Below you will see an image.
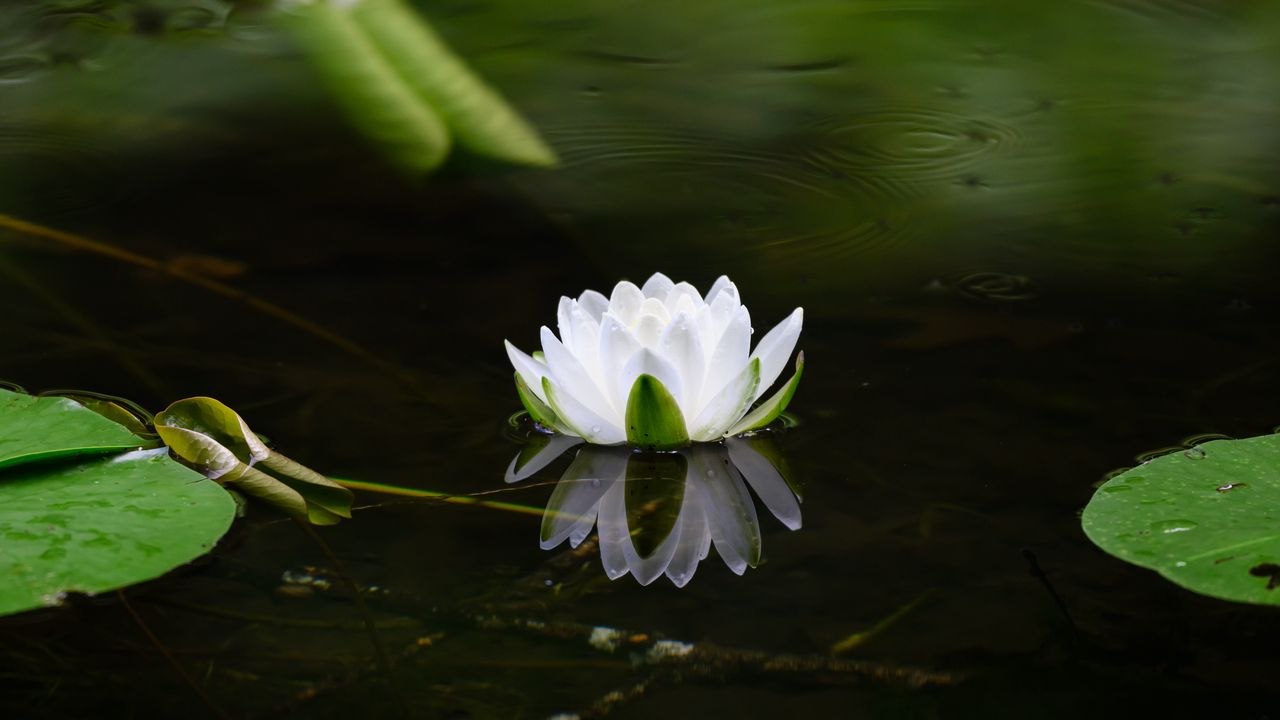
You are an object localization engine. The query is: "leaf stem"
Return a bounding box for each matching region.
[116,590,230,720]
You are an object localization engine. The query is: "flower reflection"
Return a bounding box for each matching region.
[506,437,801,587]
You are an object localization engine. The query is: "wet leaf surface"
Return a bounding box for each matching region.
[1083,433,1280,606]
[0,447,235,617]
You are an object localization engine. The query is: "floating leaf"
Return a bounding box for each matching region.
[625,374,690,450]
[154,396,269,477]
[1082,433,1280,606]
[155,397,352,525]
[0,388,152,470]
[0,448,236,617]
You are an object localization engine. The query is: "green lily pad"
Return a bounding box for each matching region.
[0,448,236,617]
[1082,433,1280,606]
[0,388,151,470]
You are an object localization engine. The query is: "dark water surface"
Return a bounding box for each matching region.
[2,0,1280,717]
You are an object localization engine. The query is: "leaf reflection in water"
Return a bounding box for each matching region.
[506,437,801,587]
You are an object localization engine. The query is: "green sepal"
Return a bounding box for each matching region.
[625,375,690,450]
[724,351,805,437]
[514,371,559,429]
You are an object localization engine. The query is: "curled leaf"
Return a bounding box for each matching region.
[155,397,352,525]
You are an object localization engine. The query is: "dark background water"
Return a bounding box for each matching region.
[2,0,1280,717]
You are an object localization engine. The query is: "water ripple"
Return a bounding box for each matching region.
[0,126,131,214]
[541,123,921,262]
[800,107,1021,184]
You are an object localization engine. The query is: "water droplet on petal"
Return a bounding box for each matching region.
[591,425,602,434]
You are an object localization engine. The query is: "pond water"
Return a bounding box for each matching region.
[2,0,1280,717]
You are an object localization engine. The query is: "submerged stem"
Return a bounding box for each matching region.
[116,590,230,720]
[0,212,428,399]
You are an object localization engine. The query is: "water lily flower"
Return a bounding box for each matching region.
[504,273,804,449]
[506,438,802,587]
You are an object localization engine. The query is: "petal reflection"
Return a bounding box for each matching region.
[506,436,802,587]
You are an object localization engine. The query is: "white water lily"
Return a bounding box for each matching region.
[504,273,804,447]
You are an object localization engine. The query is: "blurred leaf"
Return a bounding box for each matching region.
[0,447,235,617]
[280,0,452,173]
[351,0,556,166]
[1082,433,1280,606]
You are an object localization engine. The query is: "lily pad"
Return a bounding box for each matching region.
[0,387,151,470]
[0,448,236,616]
[1082,433,1280,605]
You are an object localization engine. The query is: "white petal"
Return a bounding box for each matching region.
[637,296,671,325]
[698,305,751,410]
[701,286,742,356]
[568,302,604,385]
[726,438,801,530]
[664,478,708,587]
[703,275,735,306]
[541,326,618,425]
[597,312,642,413]
[622,512,682,586]
[542,377,626,444]
[596,481,630,580]
[664,281,703,313]
[634,313,665,348]
[690,447,760,575]
[620,348,685,424]
[641,272,675,300]
[749,307,803,402]
[608,281,644,326]
[690,358,759,441]
[556,296,575,350]
[505,339,550,403]
[578,289,609,321]
[540,448,626,549]
[658,313,705,415]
